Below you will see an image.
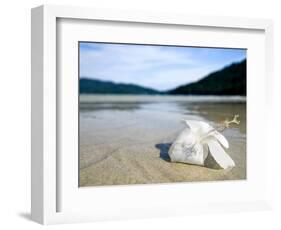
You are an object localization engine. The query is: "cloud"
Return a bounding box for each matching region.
[79,43,246,91]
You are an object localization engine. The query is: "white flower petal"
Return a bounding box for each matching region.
[203,144,209,162]
[168,128,205,165]
[212,131,229,148]
[204,131,229,149]
[184,120,213,137]
[185,120,229,149]
[206,139,235,169]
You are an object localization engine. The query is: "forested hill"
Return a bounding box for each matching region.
[168,59,246,95]
[80,78,160,95]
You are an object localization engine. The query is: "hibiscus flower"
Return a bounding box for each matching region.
[168,115,239,169]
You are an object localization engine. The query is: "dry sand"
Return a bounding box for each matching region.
[79,95,246,187]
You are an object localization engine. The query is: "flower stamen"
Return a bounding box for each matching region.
[217,114,240,132]
[198,115,240,142]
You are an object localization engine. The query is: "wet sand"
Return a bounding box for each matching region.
[79,95,246,187]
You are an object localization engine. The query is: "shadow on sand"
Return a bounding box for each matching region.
[155,143,171,162]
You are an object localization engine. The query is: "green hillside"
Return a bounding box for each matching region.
[168,59,246,95]
[80,78,160,95]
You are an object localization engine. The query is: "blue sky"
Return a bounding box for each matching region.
[79,42,246,91]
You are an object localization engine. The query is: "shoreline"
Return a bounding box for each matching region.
[80,94,246,103]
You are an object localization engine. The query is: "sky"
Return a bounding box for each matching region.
[79,42,246,91]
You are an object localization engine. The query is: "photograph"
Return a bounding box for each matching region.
[79,42,247,187]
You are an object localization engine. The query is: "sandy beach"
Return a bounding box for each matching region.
[79,95,246,187]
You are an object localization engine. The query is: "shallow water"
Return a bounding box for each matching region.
[79,95,246,187]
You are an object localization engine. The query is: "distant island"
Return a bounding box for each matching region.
[80,78,160,95]
[80,59,246,95]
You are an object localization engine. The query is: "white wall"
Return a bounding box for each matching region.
[0,0,280,229]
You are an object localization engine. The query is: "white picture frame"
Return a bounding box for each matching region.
[31,5,274,225]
